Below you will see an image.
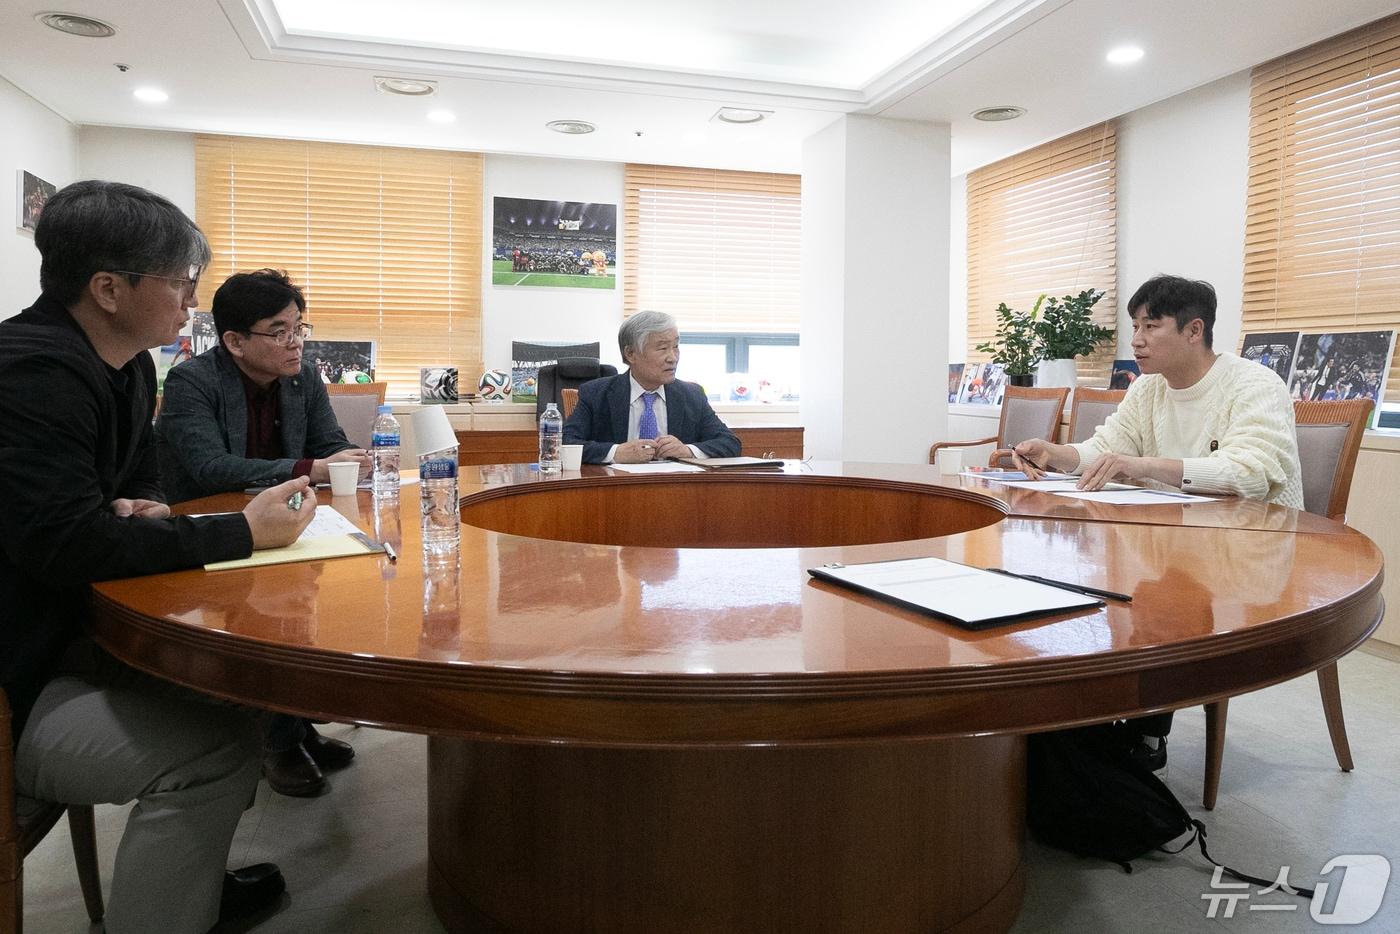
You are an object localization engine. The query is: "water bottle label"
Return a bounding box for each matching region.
[372,432,400,446]
[420,457,457,480]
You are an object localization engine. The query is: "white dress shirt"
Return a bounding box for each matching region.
[603,376,705,463]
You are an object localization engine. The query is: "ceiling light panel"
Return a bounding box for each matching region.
[36,12,115,38]
[1106,45,1145,65]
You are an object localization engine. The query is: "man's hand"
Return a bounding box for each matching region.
[109,498,170,519]
[243,477,316,549]
[614,440,659,464]
[1075,450,1153,490]
[1011,439,1078,480]
[311,449,372,483]
[652,435,690,459]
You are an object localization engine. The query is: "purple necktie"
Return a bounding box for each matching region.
[638,391,659,440]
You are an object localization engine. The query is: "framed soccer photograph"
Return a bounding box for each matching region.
[1239,331,1300,383]
[304,339,375,384]
[492,197,616,290]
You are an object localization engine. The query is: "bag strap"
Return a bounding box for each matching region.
[1161,819,1315,900]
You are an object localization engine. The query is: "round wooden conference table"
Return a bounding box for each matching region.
[89,462,1383,934]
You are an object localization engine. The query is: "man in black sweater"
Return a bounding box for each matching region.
[0,180,311,933]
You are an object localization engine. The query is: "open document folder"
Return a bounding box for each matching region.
[205,506,382,571]
[808,556,1103,630]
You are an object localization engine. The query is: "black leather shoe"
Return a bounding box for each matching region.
[263,745,327,797]
[217,862,285,925]
[303,726,355,772]
[1129,735,1168,772]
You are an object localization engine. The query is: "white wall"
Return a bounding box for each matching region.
[78,127,195,217]
[1115,70,1252,355]
[480,155,625,372]
[948,175,968,363]
[0,77,77,312]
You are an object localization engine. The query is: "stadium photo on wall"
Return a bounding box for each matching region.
[1289,330,1395,408]
[492,196,616,289]
[1239,331,1299,383]
[305,340,375,384]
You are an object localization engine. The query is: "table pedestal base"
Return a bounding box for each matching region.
[427,735,1026,933]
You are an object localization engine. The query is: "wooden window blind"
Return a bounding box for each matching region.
[623,164,801,332]
[1243,12,1400,403]
[195,135,483,396]
[966,123,1118,383]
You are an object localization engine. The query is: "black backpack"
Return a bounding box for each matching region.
[1027,722,1313,896]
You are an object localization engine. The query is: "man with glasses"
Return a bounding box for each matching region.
[157,268,366,796]
[0,180,315,932]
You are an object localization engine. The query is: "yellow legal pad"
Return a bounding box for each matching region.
[205,534,377,571]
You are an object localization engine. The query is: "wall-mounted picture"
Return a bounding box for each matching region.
[1110,358,1140,391]
[1289,331,1395,407]
[492,197,616,289]
[154,337,195,392]
[191,311,218,356]
[305,339,375,384]
[421,366,459,404]
[946,364,965,404]
[511,340,602,405]
[1239,331,1299,383]
[17,170,57,232]
[958,362,1006,405]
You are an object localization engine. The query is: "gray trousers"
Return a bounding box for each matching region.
[14,653,261,934]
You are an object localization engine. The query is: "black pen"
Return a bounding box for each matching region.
[986,567,1132,603]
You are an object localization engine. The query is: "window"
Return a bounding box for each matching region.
[679,332,799,402]
[195,135,483,396]
[966,123,1118,384]
[623,164,801,333]
[1243,12,1400,407]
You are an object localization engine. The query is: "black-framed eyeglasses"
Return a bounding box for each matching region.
[111,265,202,297]
[244,323,314,347]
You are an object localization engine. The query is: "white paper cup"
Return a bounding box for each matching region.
[937,448,963,476]
[561,444,584,472]
[328,461,360,495]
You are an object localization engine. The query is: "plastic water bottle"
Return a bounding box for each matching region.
[419,444,460,555]
[371,405,401,498]
[539,403,563,475]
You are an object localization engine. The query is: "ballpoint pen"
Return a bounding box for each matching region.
[986,567,1133,603]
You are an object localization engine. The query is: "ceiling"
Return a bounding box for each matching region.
[2,0,1398,175]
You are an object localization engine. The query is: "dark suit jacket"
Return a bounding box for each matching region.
[0,294,252,735]
[563,372,740,464]
[156,345,352,504]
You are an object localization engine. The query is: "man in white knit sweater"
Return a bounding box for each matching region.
[1012,274,1303,768]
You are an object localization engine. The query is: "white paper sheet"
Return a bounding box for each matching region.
[301,505,364,539]
[1052,488,1215,505]
[609,462,707,474]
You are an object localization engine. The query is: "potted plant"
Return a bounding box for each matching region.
[975,295,1044,387]
[1032,288,1114,388]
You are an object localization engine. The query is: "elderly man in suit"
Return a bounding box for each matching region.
[564,310,740,464]
[157,269,364,798]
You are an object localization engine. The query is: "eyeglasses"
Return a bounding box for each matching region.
[244,322,314,347]
[111,265,202,298]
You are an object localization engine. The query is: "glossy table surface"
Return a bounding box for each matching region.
[89,461,1384,745]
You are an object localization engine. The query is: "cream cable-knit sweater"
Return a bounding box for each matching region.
[1069,352,1303,508]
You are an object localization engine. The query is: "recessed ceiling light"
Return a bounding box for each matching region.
[713,107,771,125]
[36,12,115,38]
[1106,45,1144,65]
[546,120,596,135]
[374,75,437,97]
[427,109,456,124]
[133,87,169,104]
[972,106,1026,122]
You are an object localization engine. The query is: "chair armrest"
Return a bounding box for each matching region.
[988,448,1017,468]
[928,436,997,464]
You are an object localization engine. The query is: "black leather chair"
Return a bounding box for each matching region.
[535,358,618,420]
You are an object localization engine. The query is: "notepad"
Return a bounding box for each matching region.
[808,556,1102,630]
[672,456,784,470]
[205,506,381,571]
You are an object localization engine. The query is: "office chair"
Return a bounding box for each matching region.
[1200,397,1372,809]
[326,382,388,450]
[1066,387,1127,444]
[0,689,104,931]
[931,385,1069,467]
[535,358,617,420]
